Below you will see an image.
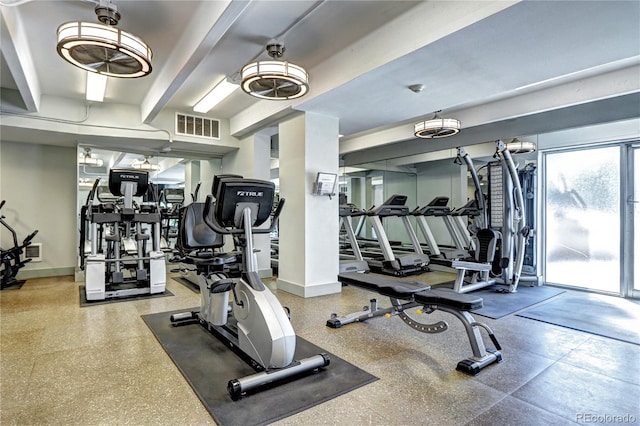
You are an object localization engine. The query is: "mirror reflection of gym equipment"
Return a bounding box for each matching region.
[82,169,166,301]
[338,140,539,294]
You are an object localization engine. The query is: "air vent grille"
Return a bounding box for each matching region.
[175,113,220,139]
[25,243,42,262]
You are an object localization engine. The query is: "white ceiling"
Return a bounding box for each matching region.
[1,0,639,169]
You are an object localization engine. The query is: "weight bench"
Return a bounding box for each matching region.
[328,272,502,374]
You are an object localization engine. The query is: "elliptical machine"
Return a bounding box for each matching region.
[1,200,39,289]
[84,169,166,301]
[170,175,329,400]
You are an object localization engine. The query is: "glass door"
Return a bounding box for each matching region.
[544,146,621,294]
[630,146,640,297]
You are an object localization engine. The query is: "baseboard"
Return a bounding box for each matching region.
[18,267,75,280]
[276,278,341,298]
[258,267,273,279]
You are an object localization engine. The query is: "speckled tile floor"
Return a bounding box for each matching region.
[1,273,639,425]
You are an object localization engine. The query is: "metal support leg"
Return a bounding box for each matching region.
[435,305,502,374]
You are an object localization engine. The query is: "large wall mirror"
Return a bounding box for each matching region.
[338,162,418,245]
[76,145,222,258]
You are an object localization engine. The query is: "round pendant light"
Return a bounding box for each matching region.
[241,44,309,100]
[57,2,152,78]
[132,156,160,171]
[78,148,103,167]
[506,138,536,154]
[414,112,461,139]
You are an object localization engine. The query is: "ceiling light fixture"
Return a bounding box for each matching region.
[241,43,309,100]
[193,78,239,113]
[132,156,160,171]
[86,71,107,102]
[414,111,461,139]
[57,0,152,78]
[78,178,95,188]
[506,138,536,154]
[79,148,103,167]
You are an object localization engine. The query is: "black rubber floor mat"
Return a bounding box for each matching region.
[79,285,173,307]
[468,285,565,319]
[142,308,378,426]
[517,292,640,345]
[171,276,200,293]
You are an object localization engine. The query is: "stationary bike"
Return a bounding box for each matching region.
[170,176,329,400]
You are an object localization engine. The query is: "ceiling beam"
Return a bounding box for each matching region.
[341,92,640,166]
[229,0,518,137]
[140,0,251,124]
[340,61,640,157]
[0,6,40,111]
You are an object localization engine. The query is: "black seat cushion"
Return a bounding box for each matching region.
[338,272,430,299]
[475,228,498,263]
[179,203,223,250]
[414,288,483,311]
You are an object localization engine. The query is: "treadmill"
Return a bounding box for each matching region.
[364,194,429,276]
[338,202,370,273]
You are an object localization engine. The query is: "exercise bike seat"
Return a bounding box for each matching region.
[338,272,430,299]
[186,252,237,266]
[414,288,483,311]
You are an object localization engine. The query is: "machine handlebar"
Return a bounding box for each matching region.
[24,230,39,244]
[202,194,285,235]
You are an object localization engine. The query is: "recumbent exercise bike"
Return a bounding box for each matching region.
[170,175,329,400]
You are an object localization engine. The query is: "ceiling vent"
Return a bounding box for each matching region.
[175,113,220,139]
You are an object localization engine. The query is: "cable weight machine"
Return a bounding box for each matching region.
[454,140,533,293]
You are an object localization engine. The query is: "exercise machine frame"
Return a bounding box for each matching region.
[84,169,166,301]
[1,200,38,289]
[328,271,502,374]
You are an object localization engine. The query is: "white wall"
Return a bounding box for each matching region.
[0,141,77,277]
[534,117,640,150]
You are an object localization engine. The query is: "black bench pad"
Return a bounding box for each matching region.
[338,272,430,299]
[414,288,483,311]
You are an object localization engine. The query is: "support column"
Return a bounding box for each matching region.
[184,161,201,203]
[199,158,222,197]
[222,131,272,277]
[277,112,341,298]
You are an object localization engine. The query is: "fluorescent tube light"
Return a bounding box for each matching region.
[193,79,238,113]
[86,72,107,102]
